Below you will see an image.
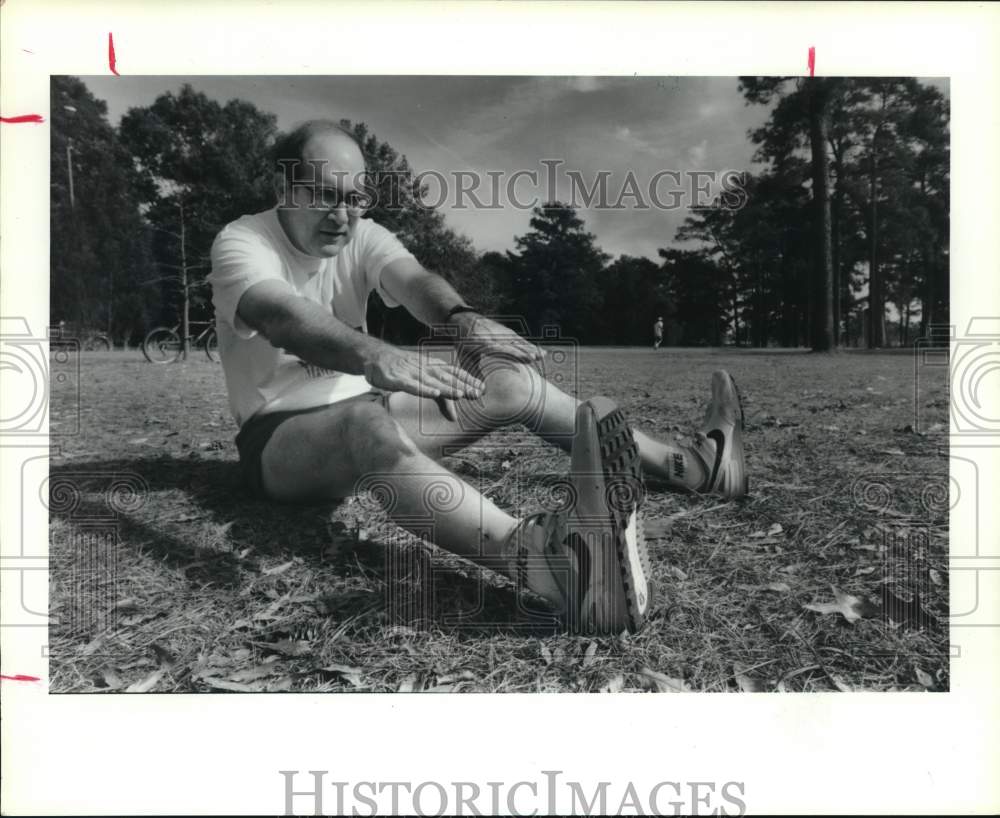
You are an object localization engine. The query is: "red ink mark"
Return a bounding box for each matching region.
[109,32,120,76]
[808,46,816,77]
[1,674,41,682]
[0,114,45,124]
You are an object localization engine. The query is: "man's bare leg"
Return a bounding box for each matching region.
[259,357,738,556]
[259,399,517,569]
[386,354,713,492]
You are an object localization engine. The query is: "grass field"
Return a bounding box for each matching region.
[48,347,950,693]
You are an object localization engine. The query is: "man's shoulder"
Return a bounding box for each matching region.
[348,218,410,263]
[213,208,278,249]
[215,208,279,243]
[353,216,398,241]
[210,209,284,264]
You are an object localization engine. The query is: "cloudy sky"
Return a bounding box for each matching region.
[79,75,943,261]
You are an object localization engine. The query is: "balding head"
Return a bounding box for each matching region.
[272,120,366,185]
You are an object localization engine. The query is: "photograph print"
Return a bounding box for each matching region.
[47,74,950,694]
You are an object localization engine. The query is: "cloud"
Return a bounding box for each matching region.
[612,124,668,157]
[687,139,708,165]
[80,75,775,264]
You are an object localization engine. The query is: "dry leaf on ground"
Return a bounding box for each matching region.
[436,671,475,685]
[915,667,936,690]
[640,667,690,693]
[828,673,853,692]
[126,668,165,693]
[227,664,284,684]
[803,586,879,623]
[201,677,257,693]
[320,664,365,687]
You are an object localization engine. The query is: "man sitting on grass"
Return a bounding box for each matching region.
[208,120,748,634]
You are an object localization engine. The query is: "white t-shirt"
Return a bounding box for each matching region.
[208,208,414,428]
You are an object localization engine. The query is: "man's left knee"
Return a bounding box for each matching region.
[477,358,544,425]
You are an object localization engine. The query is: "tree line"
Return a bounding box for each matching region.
[50,76,948,349]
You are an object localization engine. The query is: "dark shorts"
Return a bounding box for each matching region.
[235,390,392,499]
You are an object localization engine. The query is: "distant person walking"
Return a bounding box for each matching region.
[653,316,664,349]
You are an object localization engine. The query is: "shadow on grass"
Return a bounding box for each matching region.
[49,456,559,638]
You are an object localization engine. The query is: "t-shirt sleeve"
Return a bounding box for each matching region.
[357,219,418,309]
[208,224,290,340]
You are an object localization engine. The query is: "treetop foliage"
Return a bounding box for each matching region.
[51,77,948,349]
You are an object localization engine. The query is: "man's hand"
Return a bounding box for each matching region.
[363,346,485,402]
[449,312,546,363]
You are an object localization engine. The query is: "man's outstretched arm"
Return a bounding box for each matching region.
[379,257,545,362]
[378,257,467,326]
[237,278,483,400]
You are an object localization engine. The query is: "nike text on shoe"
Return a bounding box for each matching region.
[691,370,748,499]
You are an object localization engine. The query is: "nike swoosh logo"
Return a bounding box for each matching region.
[706,429,726,491]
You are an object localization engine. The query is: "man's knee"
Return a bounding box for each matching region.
[477,358,543,423]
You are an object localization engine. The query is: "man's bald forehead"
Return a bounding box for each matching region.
[301,128,364,166]
[271,120,366,177]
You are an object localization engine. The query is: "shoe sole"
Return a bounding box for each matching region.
[725,373,749,497]
[568,397,653,634]
[731,374,749,496]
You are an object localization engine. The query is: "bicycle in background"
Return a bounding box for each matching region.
[142,320,219,364]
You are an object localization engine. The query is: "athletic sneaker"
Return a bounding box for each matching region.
[503,397,653,634]
[689,370,748,499]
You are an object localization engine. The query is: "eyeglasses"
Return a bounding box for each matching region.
[292,184,371,211]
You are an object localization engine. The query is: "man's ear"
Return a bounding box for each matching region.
[273,170,291,207]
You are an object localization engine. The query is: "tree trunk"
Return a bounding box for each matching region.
[831,157,844,346]
[808,79,836,351]
[831,197,840,345]
[179,200,189,361]
[868,145,885,348]
[924,237,940,335]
